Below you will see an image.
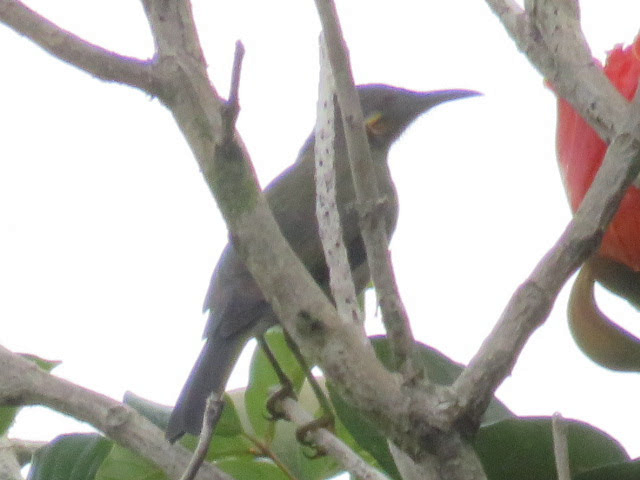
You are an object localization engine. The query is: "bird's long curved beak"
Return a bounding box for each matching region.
[412,89,482,114]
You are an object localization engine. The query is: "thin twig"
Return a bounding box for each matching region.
[552,413,571,480]
[223,40,245,141]
[228,41,245,111]
[279,397,390,480]
[179,394,224,480]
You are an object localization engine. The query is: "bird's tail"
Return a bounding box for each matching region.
[166,333,242,442]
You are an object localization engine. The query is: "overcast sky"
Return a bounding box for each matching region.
[2,0,640,459]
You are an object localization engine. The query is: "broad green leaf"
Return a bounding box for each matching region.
[178,428,254,462]
[575,458,640,480]
[28,433,112,480]
[475,417,629,480]
[95,444,166,480]
[214,393,247,437]
[123,392,172,431]
[124,391,249,461]
[217,458,290,480]
[327,380,402,480]
[370,336,513,425]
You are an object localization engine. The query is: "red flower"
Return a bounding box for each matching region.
[556,36,640,270]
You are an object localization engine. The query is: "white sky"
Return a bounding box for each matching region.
[2,0,640,460]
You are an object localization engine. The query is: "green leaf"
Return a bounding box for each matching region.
[213,393,245,437]
[216,458,290,480]
[475,417,629,480]
[327,380,402,480]
[575,458,640,480]
[20,354,61,373]
[28,433,112,480]
[124,391,253,461]
[124,390,243,440]
[95,444,166,480]
[122,392,172,431]
[1,354,60,435]
[371,336,513,425]
[244,328,306,437]
[178,429,254,462]
[0,405,18,437]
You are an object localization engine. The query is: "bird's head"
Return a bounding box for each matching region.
[357,84,480,149]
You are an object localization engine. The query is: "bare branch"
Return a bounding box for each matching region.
[315,34,363,325]
[453,117,640,424]
[484,0,628,143]
[141,0,204,61]
[0,346,233,480]
[313,0,417,381]
[456,0,640,427]
[179,394,224,480]
[0,0,156,93]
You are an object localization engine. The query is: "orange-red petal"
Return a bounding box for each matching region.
[556,35,640,270]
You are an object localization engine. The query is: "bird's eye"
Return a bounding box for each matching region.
[365,112,388,137]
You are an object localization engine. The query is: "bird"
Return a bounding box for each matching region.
[166,84,479,442]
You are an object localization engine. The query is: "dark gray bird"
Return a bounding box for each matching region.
[166,84,478,441]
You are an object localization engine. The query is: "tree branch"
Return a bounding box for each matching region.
[315,33,364,325]
[0,0,156,93]
[313,0,418,382]
[484,0,628,143]
[0,346,232,480]
[452,0,640,426]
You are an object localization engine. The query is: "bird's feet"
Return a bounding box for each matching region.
[296,414,335,458]
[265,376,297,421]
